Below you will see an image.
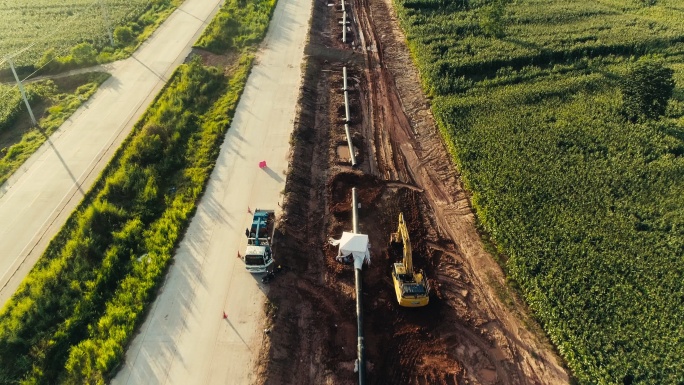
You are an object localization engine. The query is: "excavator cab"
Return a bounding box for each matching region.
[389,213,429,307]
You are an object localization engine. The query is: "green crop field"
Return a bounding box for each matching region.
[393,0,684,383]
[0,0,151,66]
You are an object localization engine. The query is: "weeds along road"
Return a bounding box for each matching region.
[0,0,224,306]
[111,0,312,383]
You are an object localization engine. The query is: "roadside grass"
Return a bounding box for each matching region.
[0,72,110,187]
[393,0,684,383]
[0,0,276,382]
[195,0,277,53]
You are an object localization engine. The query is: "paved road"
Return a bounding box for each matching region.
[0,0,223,305]
[111,0,312,382]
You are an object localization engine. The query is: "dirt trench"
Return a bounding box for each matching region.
[255,0,571,383]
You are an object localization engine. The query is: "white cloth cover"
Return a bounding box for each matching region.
[329,232,371,269]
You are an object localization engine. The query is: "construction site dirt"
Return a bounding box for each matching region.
[255,0,571,383]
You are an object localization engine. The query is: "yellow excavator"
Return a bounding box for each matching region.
[389,213,429,307]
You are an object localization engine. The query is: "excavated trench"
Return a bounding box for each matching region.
[255,0,571,383]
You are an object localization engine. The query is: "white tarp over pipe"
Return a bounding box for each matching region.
[329,232,371,270]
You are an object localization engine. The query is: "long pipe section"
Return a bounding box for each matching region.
[345,124,357,166]
[344,86,351,123]
[343,68,356,166]
[352,187,359,234]
[342,11,347,43]
[355,268,365,384]
[343,66,348,91]
[351,188,365,384]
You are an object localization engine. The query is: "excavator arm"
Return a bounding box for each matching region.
[392,213,413,274]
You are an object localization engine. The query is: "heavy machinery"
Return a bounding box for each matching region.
[243,209,275,273]
[389,213,429,307]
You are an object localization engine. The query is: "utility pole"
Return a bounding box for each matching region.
[8,58,37,126]
[99,0,115,47]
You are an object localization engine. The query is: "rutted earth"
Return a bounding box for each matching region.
[254,0,571,383]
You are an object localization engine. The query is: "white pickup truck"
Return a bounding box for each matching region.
[243,209,275,273]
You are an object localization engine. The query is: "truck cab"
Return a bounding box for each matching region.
[244,244,273,273]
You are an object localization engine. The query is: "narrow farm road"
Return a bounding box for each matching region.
[111,0,312,383]
[0,0,223,305]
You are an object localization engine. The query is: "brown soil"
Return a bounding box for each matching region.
[191,48,241,74]
[256,0,571,383]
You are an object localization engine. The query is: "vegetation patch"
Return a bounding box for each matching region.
[195,0,277,53]
[0,72,110,186]
[0,0,181,72]
[393,0,684,383]
[0,0,276,382]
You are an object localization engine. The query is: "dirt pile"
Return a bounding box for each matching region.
[255,0,571,383]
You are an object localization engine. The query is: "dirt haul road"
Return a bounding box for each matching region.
[256,0,571,383]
